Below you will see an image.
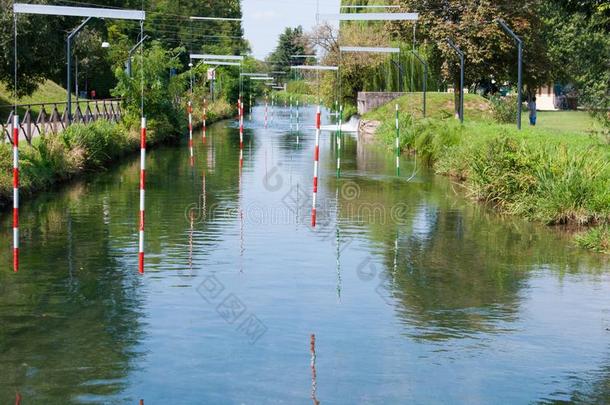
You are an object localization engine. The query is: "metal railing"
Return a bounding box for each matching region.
[1,98,122,145]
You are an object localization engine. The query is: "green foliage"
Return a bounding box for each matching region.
[267,26,314,73]
[0,118,151,208]
[576,226,610,253]
[60,121,136,169]
[542,0,610,129]
[392,0,552,89]
[371,93,610,228]
[342,103,357,119]
[0,0,67,96]
[286,80,313,95]
[112,42,185,137]
[490,96,519,124]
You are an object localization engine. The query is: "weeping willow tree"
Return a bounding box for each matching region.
[314,1,441,111]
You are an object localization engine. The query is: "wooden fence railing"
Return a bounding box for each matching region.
[1,98,122,145]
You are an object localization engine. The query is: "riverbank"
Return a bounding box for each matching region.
[364,93,610,251]
[0,104,232,211]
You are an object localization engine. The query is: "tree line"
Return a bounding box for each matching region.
[0,0,246,98]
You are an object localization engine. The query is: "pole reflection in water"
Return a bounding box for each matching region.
[188,210,194,272]
[239,157,244,273]
[335,187,342,300]
[202,169,207,223]
[310,334,320,405]
[393,231,398,283]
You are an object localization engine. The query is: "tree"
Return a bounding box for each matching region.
[0,0,67,97]
[387,0,552,115]
[0,0,247,98]
[541,0,610,128]
[267,26,315,73]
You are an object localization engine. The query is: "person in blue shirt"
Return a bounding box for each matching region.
[528,96,537,126]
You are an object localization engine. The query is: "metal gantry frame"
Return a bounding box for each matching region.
[12,3,146,273]
[13,3,146,123]
[322,10,419,114]
[318,12,419,21]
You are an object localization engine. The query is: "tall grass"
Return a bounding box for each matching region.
[2,121,143,209]
[373,107,610,234]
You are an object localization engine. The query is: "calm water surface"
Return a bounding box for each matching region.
[1,105,610,404]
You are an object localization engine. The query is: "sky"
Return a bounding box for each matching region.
[242,0,341,60]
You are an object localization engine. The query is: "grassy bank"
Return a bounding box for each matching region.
[0,80,78,121]
[0,101,232,211]
[366,93,610,251]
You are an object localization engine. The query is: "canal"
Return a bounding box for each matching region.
[1,105,610,403]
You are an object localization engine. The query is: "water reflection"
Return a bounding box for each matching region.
[0,182,145,402]
[1,104,610,403]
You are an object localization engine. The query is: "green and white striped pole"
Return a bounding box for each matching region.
[395,104,400,176]
[336,105,343,178]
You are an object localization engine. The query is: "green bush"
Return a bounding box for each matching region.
[489,95,520,124]
[112,42,185,140]
[60,120,135,169]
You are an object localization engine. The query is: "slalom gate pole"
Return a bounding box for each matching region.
[188,101,194,166]
[12,115,19,272]
[337,105,343,178]
[138,117,147,274]
[395,104,400,176]
[311,106,321,227]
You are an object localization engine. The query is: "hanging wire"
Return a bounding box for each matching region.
[140,6,144,117]
[13,10,18,112]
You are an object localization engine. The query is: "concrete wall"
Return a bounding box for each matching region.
[357,92,406,115]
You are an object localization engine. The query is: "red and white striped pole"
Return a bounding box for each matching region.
[264,95,268,128]
[12,115,19,272]
[188,101,194,166]
[202,98,207,144]
[311,106,321,227]
[139,117,147,274]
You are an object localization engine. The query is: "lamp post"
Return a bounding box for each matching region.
[127,34,148,77]
[497,19,523,130]
[67,16,92,123]
[410,50,428,117]
[446,38,464,123]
